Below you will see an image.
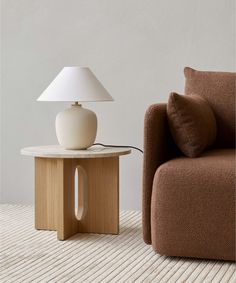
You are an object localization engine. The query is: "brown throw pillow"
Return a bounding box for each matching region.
[167,92,217,157]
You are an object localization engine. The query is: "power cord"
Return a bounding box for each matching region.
[93,143,143,153]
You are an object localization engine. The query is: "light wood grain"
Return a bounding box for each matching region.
[75,165,88,220]
[35,157,119,240]
[76,157,119,235]
[57,159,78,240]
[35,157,63,231]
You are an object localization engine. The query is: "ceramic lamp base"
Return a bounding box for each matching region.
[55,104,97,149]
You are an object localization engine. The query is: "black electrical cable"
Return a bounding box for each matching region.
[93,143,143,153]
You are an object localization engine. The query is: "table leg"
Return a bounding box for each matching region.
[74,157,119,235]
[35,157,63,231]
[35,157,119,240]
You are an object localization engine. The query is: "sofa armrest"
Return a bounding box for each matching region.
[143,103,178,244]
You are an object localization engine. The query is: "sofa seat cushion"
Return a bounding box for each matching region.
[151,149,235,261]
[184,67,235,148]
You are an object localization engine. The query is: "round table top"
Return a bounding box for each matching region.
[21,145,131,158]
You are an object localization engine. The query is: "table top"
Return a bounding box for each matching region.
[21,145,131,158]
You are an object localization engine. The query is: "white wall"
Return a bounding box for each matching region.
[1,0,235,210]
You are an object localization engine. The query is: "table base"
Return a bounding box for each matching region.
[35,157,119,240]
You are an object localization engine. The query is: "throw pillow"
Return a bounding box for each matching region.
[167,92,217,157]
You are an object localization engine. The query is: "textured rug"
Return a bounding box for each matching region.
[0,205,235,283]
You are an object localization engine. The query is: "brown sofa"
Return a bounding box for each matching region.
[143,68,235,261]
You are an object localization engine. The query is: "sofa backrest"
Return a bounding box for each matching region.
[184,67,235,148]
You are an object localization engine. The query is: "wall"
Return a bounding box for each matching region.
[1,0,235,210]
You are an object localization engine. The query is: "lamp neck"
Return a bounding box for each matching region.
[72,101,81,106]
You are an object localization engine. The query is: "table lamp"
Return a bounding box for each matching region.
[37,67,113,149]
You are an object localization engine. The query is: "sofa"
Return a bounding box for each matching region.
[143,67,235,261]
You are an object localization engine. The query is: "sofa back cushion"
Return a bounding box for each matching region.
[184,67,235,148]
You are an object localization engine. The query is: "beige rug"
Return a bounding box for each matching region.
[0,204,235,283]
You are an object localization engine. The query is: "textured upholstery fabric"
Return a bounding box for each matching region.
[151,149,235,261]
[143,104,179,244]
[184,67,236,148]
[143,68,235,260]
[167,92,217,157]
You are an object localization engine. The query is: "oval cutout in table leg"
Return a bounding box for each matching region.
[74,165,88,221]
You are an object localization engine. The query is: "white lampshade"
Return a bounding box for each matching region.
[37,67,113,102]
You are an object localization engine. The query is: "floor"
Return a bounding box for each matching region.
[0,204,235,283]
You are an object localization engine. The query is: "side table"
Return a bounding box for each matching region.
[21,145,131,240]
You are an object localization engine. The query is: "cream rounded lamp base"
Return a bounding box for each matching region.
[55,104,97,149]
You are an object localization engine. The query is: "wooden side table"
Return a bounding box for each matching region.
[21,145,131,240]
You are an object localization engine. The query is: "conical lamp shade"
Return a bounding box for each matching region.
[37,67,113,102]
